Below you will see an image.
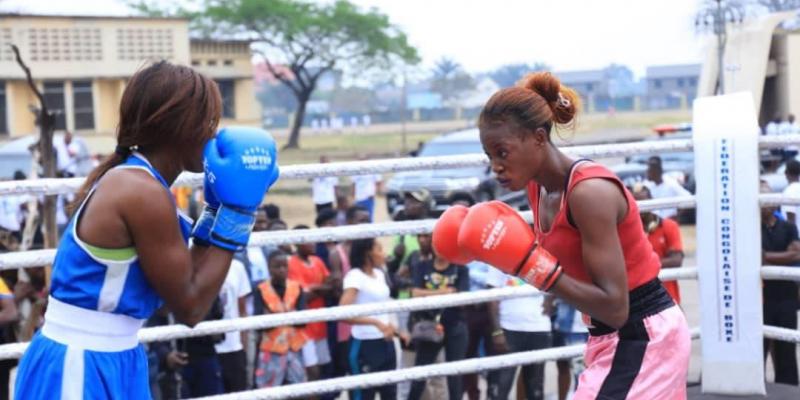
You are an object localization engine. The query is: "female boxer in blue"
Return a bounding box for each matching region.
[14,61,280,399]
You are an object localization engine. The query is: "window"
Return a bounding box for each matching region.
[216,80,235,119]
[586,83,594,92]
[689,78,697,87]
[207,59,217,66]
[43,81,66,130]
[0,81,6,135]
[191,59,201,66]
[223,59,233,66]
[654,79,662,89]
[677,78,685,88]
[72,81,94,130]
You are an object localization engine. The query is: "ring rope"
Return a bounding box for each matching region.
[194,328,703,400]
[0,197,695,270]
[763,325,800,344]
[0,193,794,270]
[0,267,698,360]
[760,265,800,281]
[1,135,797,197]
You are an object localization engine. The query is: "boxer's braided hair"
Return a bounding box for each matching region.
[73,60,222,209]
[478,71,580,138]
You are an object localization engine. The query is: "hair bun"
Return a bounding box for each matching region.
[518,72,580,126]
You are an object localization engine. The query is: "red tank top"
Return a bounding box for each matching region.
[527,161,660,290]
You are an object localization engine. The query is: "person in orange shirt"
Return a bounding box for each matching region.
[287,224,335,388]
[633,187,684,304]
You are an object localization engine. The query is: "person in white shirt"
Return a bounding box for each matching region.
[485,267,552,400]
[351,156,382,222]
[782,160,800,230]
[644,156,691,220]
[340,237,409,400]
[780,114,800,159]
[215,259,252,393]
[53,131,88,177]
[765,115,782,136]
[311,156,338,213]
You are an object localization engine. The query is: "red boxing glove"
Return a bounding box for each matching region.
[432,205,474,265]
[457,201,562,291]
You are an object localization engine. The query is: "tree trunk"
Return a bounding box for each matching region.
[284,90,311,150]
[39,114,57,249]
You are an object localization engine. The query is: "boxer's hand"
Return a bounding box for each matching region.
[457,201,562,291]
[193,127,280,251]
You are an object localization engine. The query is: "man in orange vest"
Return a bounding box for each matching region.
[253,250,309,388]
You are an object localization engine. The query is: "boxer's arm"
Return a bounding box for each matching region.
[549,179,630,329]
[764,240,800,265]
[125,180,232,327]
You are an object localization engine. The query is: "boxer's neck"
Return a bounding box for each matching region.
[535,145,574,193]
[140,149,182,186]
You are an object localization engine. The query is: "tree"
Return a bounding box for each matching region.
[489,62,550,88]
[8,45,58,256]
[189,0,418,149]
[429,57,475,102]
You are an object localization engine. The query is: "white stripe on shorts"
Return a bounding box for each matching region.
[61,346,85,399]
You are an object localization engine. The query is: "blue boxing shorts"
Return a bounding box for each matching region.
[14,297,150,399]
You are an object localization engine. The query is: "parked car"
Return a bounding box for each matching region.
[385,129,494,217]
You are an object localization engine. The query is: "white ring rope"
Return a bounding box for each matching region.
[0,266,699,360]
[763,325,800,344]
[760,266,800,281]
[2,135,798,197]
[196,328,703,400]
[0,197,693,270]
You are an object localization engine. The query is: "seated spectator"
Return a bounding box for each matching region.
[254,250,308,388]
[340,238,407,400]
[408,252,470,400]
[263,203,281,224]
[288,225,334,389]
[761,181,800,385]
[485,268,551,400]
[634,186,684,305]
[644,156,691,221]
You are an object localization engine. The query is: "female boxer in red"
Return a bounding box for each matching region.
[433,72,690,399]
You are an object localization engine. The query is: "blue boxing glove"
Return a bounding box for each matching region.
[192,127,280,251]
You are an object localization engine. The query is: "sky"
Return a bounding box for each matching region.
[0,0,709,78]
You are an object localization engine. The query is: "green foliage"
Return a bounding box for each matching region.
[430,57,475,101]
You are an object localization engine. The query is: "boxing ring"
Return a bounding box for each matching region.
[0,99,799,398]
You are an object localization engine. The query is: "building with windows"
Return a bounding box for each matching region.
[645,64,701,110]
[0,14,260,138]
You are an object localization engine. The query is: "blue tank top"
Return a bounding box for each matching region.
[50,153,192,320]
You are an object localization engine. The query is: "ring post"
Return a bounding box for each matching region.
[693,92,764,395]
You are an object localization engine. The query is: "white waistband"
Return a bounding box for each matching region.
[41,296,144,352]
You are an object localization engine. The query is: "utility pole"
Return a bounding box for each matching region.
[695,0,745,95]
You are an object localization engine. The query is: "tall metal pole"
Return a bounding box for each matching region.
[715,0,726,95]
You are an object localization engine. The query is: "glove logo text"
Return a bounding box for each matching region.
[482,219,506,250]
[241,147,273,171]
